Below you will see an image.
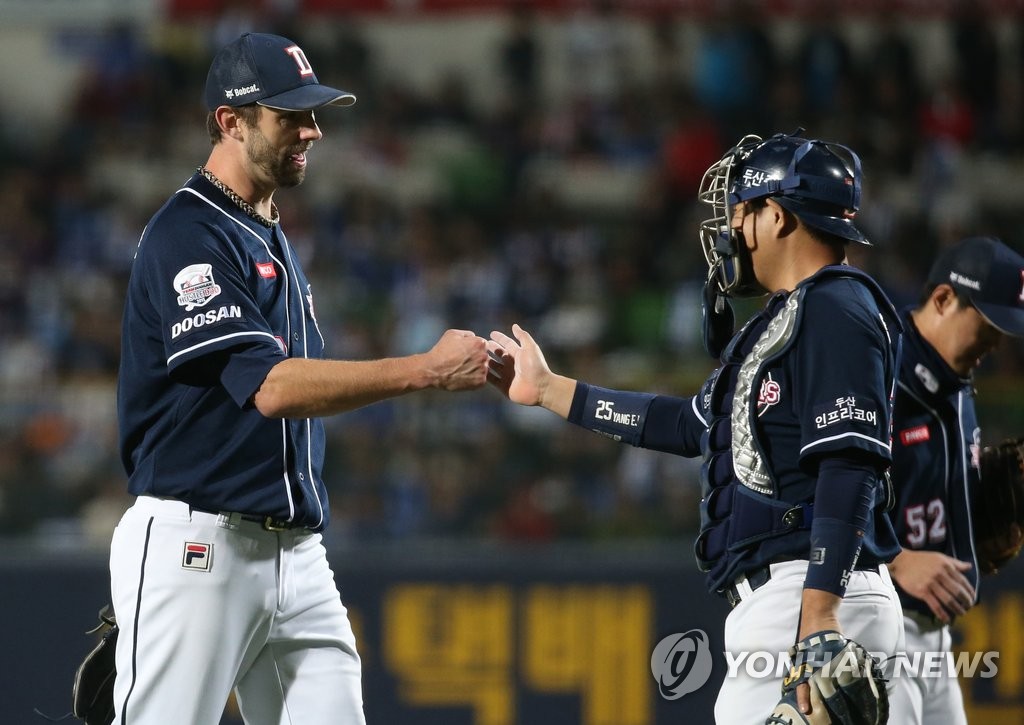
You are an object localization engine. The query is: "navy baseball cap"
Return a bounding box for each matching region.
[205,33,356,111]
[927,236,1024,337]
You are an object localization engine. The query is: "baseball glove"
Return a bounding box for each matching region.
[973,437,1024,575]
[766,630,888,725]
[72,605,118,725]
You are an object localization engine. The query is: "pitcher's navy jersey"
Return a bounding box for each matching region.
[890,310,980,617]
[118,172,330,530]
[568,266,902,593]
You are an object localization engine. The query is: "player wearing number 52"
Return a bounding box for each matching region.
[886,236,1024,725]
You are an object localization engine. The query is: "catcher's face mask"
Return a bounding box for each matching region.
[697,134,764,299]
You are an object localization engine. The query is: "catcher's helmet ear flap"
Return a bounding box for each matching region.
[698,131,868,298]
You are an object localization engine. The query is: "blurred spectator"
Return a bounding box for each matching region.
[793,0,855,126]
[564,0,632,107]
[859,12,920,177]
[0,429,65,536]
[499,4,543,107]
[692,0,779,140]
[950,0,1000,145]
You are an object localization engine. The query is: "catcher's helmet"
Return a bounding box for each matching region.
[698,131,867,297]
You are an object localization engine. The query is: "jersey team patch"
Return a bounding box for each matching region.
[256,261,276,278]
[182,542,213,571]
[757,373,781,416]
[174,263,222,310]
[899,425,930,446]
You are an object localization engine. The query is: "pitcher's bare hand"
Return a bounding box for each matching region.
[425,329,490,391]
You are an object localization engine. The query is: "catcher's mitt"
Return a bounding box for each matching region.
[973,437,1024,575]
[766,630,888,725]
[72,605,118,725]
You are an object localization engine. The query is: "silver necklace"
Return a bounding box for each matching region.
[198,166,279,228]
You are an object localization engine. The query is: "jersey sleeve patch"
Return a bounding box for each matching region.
[174,263,222,310]
[812,395,879,430]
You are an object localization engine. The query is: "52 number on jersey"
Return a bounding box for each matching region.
[904,498,947,547]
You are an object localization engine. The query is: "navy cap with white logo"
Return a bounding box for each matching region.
[927,236,1024,337]
[205,33,356,111]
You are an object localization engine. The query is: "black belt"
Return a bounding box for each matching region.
[905,608,947,631]
[724,563,880,609]
[233,513,307,532]
[725,566,772,608]
[189,505,308,532]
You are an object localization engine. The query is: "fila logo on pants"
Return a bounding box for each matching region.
[182,542,213,571]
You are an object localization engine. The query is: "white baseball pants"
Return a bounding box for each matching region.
[714,560,905,724]
[109,496,364,724]
[887,611,967,725]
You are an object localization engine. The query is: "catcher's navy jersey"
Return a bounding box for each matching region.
[118,172,330,530]
[569,266,902,593]
[890,311,980,616]
[694,269,902,590]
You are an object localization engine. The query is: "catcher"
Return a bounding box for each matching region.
[885,236,1024,725]
[488,131,901,724]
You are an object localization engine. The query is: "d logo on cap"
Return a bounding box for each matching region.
[205,33,356,112]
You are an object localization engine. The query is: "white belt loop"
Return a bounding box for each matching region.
[217,512,242,530]
[733,573,756,602]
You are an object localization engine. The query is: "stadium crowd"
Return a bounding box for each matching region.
[2,1,1023,549]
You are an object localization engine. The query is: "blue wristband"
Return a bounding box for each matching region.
[803,455,877,595]
[804,517,865,597]
[568,383,655,446]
